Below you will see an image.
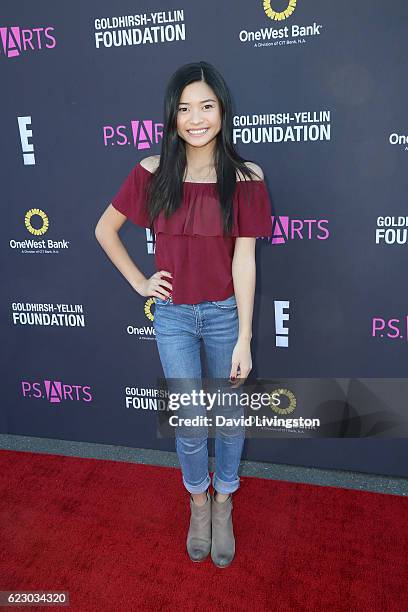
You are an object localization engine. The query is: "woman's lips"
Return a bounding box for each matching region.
[187,128,209,136]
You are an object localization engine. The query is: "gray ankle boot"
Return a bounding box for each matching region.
[186,490,211,562]
[211,491,235,568]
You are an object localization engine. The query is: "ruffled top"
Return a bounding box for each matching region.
[111,162,273,304]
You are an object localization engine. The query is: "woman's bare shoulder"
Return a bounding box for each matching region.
[139,157,263,181]
[139,155,160,173]
[236,161,264,182]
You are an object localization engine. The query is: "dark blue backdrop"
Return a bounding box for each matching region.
[2,1,408,476]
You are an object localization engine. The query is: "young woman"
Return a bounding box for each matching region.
[95,61,272,568]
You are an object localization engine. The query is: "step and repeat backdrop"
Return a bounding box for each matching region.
[2,1,408,476]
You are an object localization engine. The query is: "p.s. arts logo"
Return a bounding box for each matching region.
[372,315,408,342]
[25,208,49,235]
[0,26,56,59]
[263,0,297,21]
[266,215,330,244]
[103,119,163,149]
[21,379,92,403]
[270,388,296,414]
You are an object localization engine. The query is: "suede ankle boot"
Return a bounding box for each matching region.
[186,490,211,562]
[211,491,235,568]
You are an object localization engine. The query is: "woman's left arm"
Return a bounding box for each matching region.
[230,237,256,385]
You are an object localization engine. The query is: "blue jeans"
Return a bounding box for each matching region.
[153,293,245,495]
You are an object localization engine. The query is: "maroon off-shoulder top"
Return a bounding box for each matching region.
[111,162,272,305]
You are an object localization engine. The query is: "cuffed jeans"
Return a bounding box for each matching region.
[153,293,245,495]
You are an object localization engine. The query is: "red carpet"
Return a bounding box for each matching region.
[0,449,407,612]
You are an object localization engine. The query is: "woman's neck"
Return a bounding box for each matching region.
[185,142,216,173]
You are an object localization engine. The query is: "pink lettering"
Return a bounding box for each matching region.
[131,119,153,149]
[63,384,82,401]
[31,27,45,49]
[82,386,93,402]
[44,27,56,48]
[116,126,129,145]
[271,216,288,244]
[386,319,400,339]
[291,219,303,239]
[103,126,115,145]
[317,220,330,239]
[21,28,34,51]
[303,220,317,240]
[0,26,21,58]
[44,379,63,403]
[1,25,56,58]
[372,318,385,336]
[21,381,31,397]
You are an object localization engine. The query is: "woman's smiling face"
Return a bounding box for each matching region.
[177,80,222,147]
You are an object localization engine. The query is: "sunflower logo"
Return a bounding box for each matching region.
[144,297,156,322]
[263,0,297,21]
[270,387,296,414]
[25,208,49,235]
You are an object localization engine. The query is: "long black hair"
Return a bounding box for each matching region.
[145,61,262,245]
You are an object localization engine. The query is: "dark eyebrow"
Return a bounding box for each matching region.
[178,99,217,105]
